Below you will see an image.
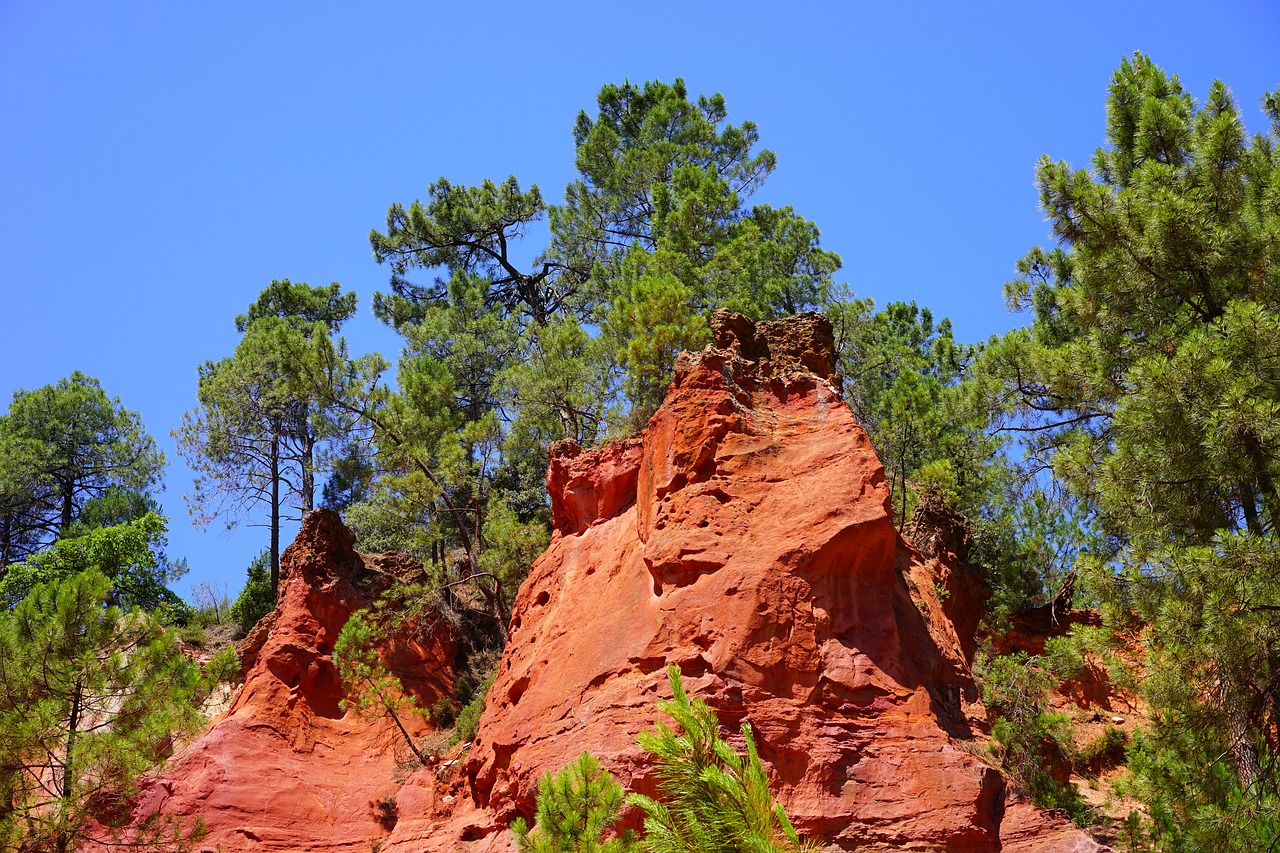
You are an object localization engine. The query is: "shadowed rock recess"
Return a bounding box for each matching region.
[120,312,1109,853]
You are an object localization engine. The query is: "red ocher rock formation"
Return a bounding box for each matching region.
[381,311,1108,853]
[120,311,1108,852]
[107,510,457,853]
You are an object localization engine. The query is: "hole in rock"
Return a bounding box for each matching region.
[535,590,550,606]
[508,675,531,706]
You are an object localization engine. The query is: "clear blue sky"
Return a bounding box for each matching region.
[2,1,1277,601]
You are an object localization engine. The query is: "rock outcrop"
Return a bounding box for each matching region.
[381,311,1108,853]
[117,510,457,853]
[122,312,1108,852]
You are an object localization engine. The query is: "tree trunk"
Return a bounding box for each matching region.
[0,513,11,569]
[1225,684,1262,791]
[378,684,428,764]
[270,432,281,597]
[301,431,315,514]
[57,678,84,853]
[59,480,74,532]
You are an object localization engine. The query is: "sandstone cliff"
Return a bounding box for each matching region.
[121,312,1108,852]
[114,510,457,852]
[379,312,1106,853]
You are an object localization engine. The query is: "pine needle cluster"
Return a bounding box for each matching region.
[512,752,637,853]
[628,666,811,853]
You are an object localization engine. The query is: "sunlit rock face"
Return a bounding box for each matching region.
[110,509,457,853]
[385,311,1107,853]
[113,313,1108,853]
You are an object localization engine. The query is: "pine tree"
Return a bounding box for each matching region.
[0,373,164,566]
[988,53,1280,847]
[512,753,637,853]
[629,666,810,853]
[175,280,360,593]
[333,609,428,765]
[0,570,205,851]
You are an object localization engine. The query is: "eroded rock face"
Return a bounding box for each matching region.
[384,313,1107,853]
[116,510,457,853]
[115,314,1107,852]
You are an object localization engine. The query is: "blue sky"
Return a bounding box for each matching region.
[2,1,1277,601]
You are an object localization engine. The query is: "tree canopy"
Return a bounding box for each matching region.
[0,570,205,852]
[175,280,363,592]
[0,373,164,569]
[986,52,1280,847]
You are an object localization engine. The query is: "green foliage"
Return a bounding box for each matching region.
[0,372,164,565]
[429,696,455,727]
[449,673,493,746]
[236,278,357,333]
[1125,723,1280,851]
[833,298,973,527]
[987,53,1280,842]
[1079,725,1128,768]
[372,176,556,327]
[0,511,189,616]
[176,280,364,593]
[321,439,377,512]
[606,253,707,420]
[204,643,242,686]
[324,78,847,642]
[479,501,551,601]
[0,570,206,852]
[826,292,1082,619]
[228,549,275,631]
[334,609,428,764]
[513,753,637,853]
[629,665,810,853]
[978,651,1087,822]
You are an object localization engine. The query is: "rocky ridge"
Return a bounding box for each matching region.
[111,510,457,853]
[121,311,1109,852]
[380,311,1107,852]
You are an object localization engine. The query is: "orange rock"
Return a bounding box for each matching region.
[384,312,1108,853]
[106,509,457,853]
[118,314,1109,853]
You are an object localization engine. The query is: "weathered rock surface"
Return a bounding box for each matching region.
[119,313,1108,852]
[114,510,457,853]
[382,312,1108,853]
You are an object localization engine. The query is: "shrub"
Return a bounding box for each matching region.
[629,665,811,853]
[1080,725,1128,770]
[450,675,493,746]
[228,550,275,631]
[430,696,455,727]
[204,643,241,686]
[980,651,1089,823]
[512,753,636,853]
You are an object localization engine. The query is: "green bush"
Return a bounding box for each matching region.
[228,550,275,631]
[171,622,207,647]
[979,651,1089,823]
[204,644,241,686]
[450,675,493,746]
[513,753,636,853]
[629,665,811,853]
[1080,725,1127,769]
[430,696,455,727]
